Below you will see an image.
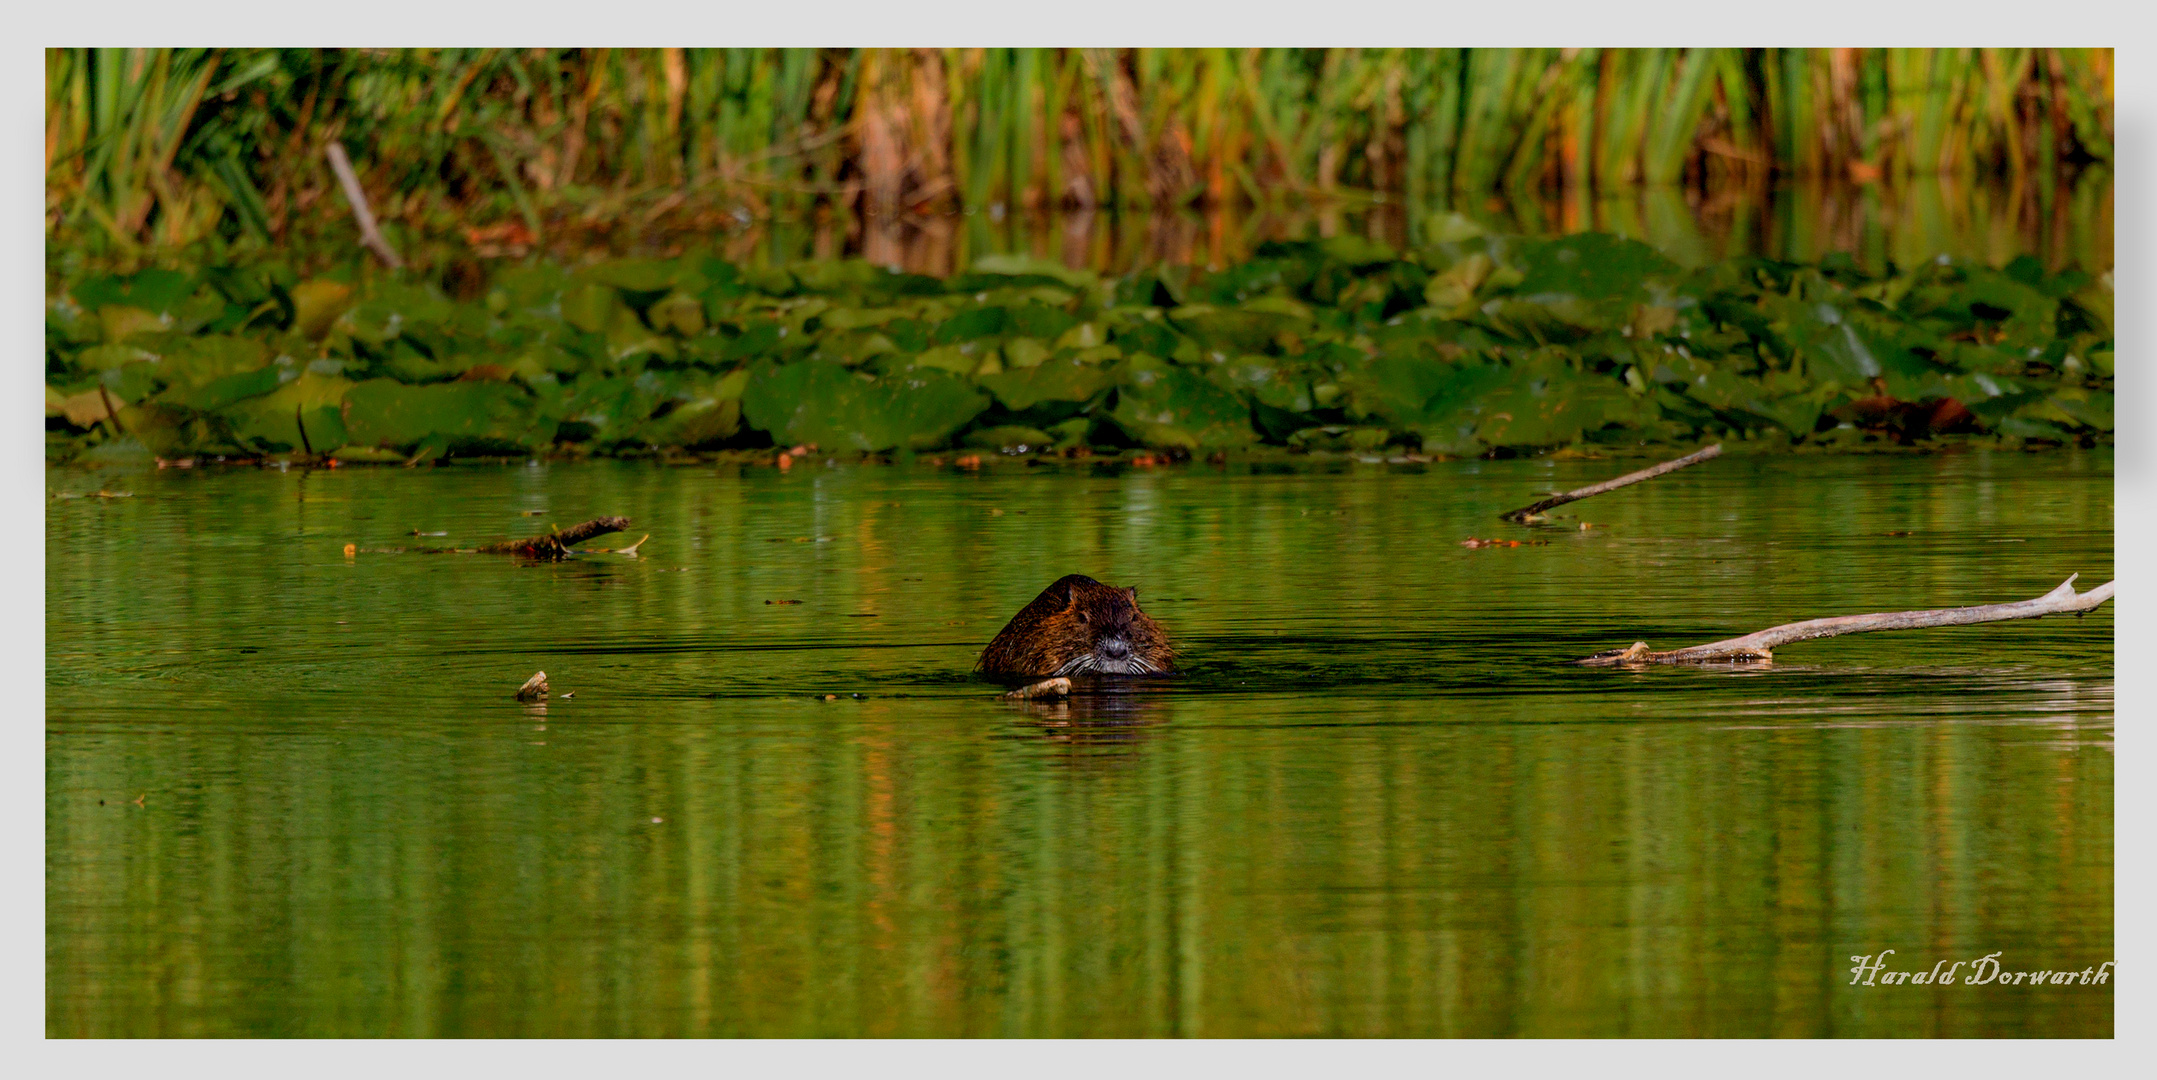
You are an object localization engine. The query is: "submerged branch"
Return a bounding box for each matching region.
[474,516,632,558]
[1578,574,2116,665]
[1501,443,1722,523]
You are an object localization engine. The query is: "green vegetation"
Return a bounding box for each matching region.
[45,222,2112,463]
[46,48,2112,260]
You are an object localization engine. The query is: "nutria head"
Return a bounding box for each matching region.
[977,574,1175,678]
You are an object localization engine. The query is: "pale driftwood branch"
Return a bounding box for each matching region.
[325,141,404,269]
[1578,574,2116,666]
[1004,677,1073,700]
[1502,443,1722,523]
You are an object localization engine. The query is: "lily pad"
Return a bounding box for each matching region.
[224,371,355,453]
[341,379,553,453]
[971,253,1096,290]
[976,355,1114,412]
[1169,302,1309,354]
[741,361,987,452]
[1110,357,1254,450]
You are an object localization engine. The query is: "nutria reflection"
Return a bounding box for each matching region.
[1001,679,1172,760]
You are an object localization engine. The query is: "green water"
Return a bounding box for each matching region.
[46,452,2113,1037]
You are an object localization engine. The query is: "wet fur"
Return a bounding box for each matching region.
[977,575,1175,679]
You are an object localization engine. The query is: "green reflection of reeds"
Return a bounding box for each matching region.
[45,48,2110,263]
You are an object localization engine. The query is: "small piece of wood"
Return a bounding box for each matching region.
[1578,574,2116,665]
[515,671,549,701]
[325,141,404,269]
[475,516,631,558]
[1501,443,1722,523]
[1004,677,1073,700]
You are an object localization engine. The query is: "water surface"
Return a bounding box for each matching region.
[46,451,2113,1036]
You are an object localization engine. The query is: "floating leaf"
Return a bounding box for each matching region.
[224,371,354,452]
[1110,357,1254,450]
[646,292,706,336]
[291,280,355,338]
[98,306,171,343]
[72,269,195,314]
[742,361,987,452]
[72,343,162,372]
[932,306,1007,344]
[976,355,1114,411]
[644,372,746,447]
[964,425,1056,450]
[341,379,553,452]
[1169,302,1309,354]
[970,253,1096,290]
[578,258,676,296]
[161,364,282,412]
[1001,337,1050,370]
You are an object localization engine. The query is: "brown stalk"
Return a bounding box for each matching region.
[856,51,905,218]
[559,48,606,189]
[907,48,954,211]
[97,385,127,438]
[1578,575,2115,665]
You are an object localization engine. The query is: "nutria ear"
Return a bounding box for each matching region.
[1125,586,1139,602]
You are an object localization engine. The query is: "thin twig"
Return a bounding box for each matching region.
[325,140,404,269]
[1501,444,1722,523]
[1577,574,2116,666]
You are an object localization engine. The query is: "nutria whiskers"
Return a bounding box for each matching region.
[977,574,1175,679]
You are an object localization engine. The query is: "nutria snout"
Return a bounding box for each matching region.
[977,574,1175,679]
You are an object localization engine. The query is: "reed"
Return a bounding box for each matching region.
[45,48,2112,258]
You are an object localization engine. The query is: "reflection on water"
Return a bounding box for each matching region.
[46,452,2111,1036]
[708,173,2113,277]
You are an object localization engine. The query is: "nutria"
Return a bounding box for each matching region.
[977,575,1175,678]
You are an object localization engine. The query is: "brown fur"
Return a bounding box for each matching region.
[977,575,1175,679]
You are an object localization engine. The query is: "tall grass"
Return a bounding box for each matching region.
[45,48,2113,258]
